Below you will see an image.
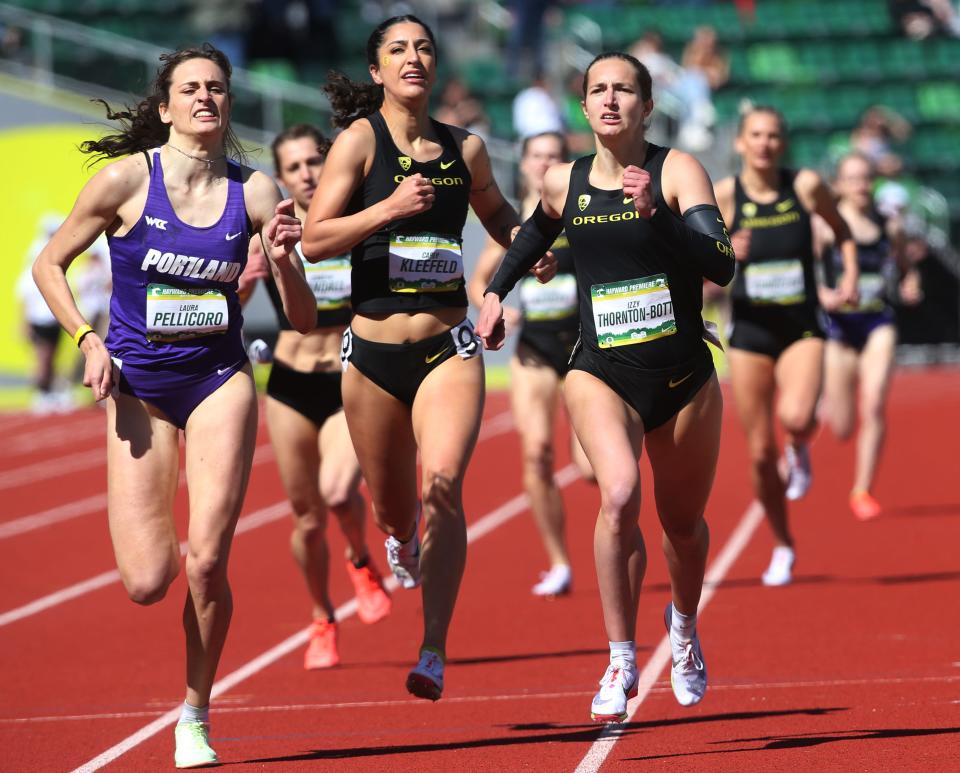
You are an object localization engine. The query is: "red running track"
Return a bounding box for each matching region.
[0,370,957,772]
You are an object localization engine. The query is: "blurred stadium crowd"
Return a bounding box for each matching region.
[1,0,958,369]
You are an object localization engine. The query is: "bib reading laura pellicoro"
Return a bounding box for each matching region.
[345,111,472,314]
[562,145,710,369]
[105,149,249,368]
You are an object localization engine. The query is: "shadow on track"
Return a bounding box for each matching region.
[626,725,960,761]
[240,707,844,764]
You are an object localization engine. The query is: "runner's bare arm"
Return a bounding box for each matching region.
[301,121,436,260]
[246,171,315,334]
[32,156,147,400]
[797,168,859,304]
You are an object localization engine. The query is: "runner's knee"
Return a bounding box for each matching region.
[122,562,178,606]
[319,475,354,512]
[185,549,229,597]
[422,468,462,517]
[661,513,707,543]
[522,438,554,481]
[598,477,639,533]
[778,405,815,436]
[292,509,327,543]
[747,434,778,468]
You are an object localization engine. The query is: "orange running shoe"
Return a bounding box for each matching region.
[304,619,339,670]
[850,490,882,521]
[346,560,392,624]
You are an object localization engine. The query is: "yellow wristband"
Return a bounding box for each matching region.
[73,324,95,348]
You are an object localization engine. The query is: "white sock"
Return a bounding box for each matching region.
[178,701,209,726]
[670,604,697,642]
[609,640,636,669]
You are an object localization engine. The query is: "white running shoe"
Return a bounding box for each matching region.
[385,509,421,589]
[762,545,796,587]
[590,662,638,722]
[532,564,572,597]
[784,443,812,501]
[406,647,444,701]
[174,721,218,769]
[664,604,707,706]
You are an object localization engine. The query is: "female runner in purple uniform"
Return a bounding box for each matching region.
[817,152,921,520]
[32,45,315,768]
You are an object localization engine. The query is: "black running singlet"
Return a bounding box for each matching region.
[563,145,708,369]
[729,169,817,311]
[346,111,472,313]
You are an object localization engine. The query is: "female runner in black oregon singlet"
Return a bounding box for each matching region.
[478,52,736,723]
[238,125,392,672]
[301,15,552,702]
[714,106,859,587]
[468,131,595,599]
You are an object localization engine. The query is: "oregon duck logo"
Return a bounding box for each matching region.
[398,156,412,171]
[775,198,795,213]
[741,202,757,217]
[578,194,591,211]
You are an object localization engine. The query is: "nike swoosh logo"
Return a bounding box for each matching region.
[424,347,450,364]
[623,197,633,205]
[668,371,694,389]
[225,232,241,241]
[439,160,455,170]
[217,367,229,375]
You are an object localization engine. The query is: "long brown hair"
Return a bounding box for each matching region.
[80,43,244,165]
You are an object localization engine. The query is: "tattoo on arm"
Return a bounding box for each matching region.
[471,179,494,194]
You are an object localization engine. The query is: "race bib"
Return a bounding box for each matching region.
[520,273,578,321]
[302,254,351,310]
[448,319,481,359]
[591,273,676,349]
[744,259,806,305]
[340,327,353,372]
[146,284,228,342]
[389,233,463,293]
[844,272,886,313]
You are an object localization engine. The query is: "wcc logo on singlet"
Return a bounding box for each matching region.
[578,194,591,211]
[398,156,412,171]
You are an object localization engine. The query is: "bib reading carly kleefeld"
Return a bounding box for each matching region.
[388,233,463,293]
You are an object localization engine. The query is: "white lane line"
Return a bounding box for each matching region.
[0,451,109,491]
[573,500,765,773]
[0,410,512,537]
[70,463,580,773]
[2,417,104,456]
[11,673,960,725]
[0,501,290,628]
[0,444,275,538]
[0,409,511,614]
[0,494,107,540]
[0,442,275,494]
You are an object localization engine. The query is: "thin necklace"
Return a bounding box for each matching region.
[165,143,225,168]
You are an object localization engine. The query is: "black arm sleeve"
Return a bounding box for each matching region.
[485,203,564,300]
[651,203,736,286]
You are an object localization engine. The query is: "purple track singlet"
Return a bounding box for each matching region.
[105,149,249,368]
